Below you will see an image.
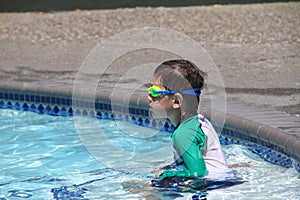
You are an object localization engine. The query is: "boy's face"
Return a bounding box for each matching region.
[148,82,177,119]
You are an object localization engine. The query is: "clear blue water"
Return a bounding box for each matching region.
[0,109,299,199]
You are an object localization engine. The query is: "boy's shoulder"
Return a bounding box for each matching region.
[174,115,201,135]
[180,115,199,127]
[180,114,209,127]
[181,114,216,136]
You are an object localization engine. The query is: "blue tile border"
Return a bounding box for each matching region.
[219,129,296,170]
[0,88,299,173]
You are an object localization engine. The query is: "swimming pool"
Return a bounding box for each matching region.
[1,108,299,199]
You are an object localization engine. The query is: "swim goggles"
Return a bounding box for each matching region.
[148,85,201,98]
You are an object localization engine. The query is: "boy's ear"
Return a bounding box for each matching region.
[173,93,183,109]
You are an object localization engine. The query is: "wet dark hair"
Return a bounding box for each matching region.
[154,59,207,102]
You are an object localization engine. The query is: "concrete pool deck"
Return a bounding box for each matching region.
[0,3,299,159]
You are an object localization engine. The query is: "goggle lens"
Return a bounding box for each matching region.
[148,85,165,98]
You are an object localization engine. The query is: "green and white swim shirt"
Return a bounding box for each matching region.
[159,114,230,179]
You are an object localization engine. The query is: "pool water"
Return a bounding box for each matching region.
[0,109,299,199]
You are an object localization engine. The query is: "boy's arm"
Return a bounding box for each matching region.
[159,125,208,179]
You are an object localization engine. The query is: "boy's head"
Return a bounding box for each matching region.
[152,59,207,101]
[148,59,207,120]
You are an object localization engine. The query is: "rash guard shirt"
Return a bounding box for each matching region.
[159,114,229,179]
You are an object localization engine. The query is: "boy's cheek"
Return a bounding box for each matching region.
[150,105,168,118]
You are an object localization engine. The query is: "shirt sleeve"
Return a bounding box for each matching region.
[159,119,208,179]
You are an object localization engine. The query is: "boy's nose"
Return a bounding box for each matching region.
[148,95,153,104]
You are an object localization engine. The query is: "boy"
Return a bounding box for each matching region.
[148,59,230,179]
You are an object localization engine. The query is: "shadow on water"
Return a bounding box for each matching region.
[151,176,245,193]
[0,0,295,12]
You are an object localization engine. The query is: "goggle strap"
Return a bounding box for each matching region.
[181,88,201,96]
[154,90,175,95]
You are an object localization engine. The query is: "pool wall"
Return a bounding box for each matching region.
[0,85,299,173]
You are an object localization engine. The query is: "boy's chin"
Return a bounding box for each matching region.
[149,110,167,119]
[151,114,165,119]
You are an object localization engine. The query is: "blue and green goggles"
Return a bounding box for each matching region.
[148,85,201,98]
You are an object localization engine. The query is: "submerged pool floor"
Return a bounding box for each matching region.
[0,109,299,199]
